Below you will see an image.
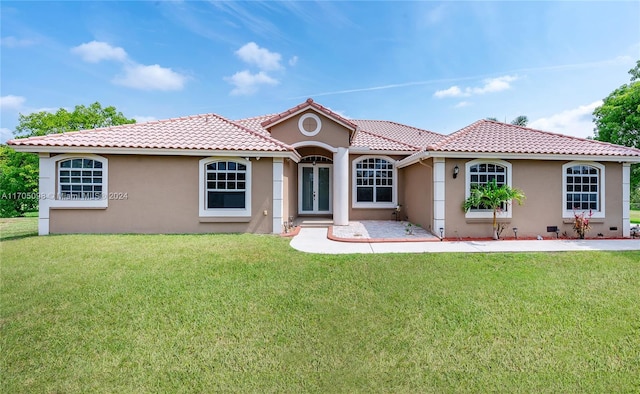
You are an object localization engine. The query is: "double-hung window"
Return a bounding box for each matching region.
[199,158,251,217]
[58,158,104,200]
[465,159,513,218]
[352,156,397,208]
[562,162,605,218]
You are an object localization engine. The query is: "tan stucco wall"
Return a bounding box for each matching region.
[269,110,351,148]
[401,158,433,232]
[443,159,625,239]
[283,158,297,223]
[50,155,274,234]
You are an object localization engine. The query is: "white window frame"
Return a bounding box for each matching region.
[562,161,605,219]
[48,154,108,209]
[351,155,397,209]
[199,157,252,217]
[465,159,513,219]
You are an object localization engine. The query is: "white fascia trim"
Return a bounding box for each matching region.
[396,151,430,168]
[428,151,640,163]
[10,146,301,160]
[291,141,338,153]
[465,159,513,219]
[351,155,398,209]
[47,154,109,209]
[264,106,357,132]
[199,157,252,218]
[562,161,606,219]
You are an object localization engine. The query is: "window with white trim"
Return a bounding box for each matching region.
[465,159,513,218]
[58,158,104,200]
[352,156,396,208]
[562,162,605,218]
[199,158,252,217]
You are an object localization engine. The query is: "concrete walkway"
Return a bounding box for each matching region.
[290,227,640,254]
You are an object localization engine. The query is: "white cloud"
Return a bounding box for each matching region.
[1,36,35,48]
[0,95,26,111]
[113,64,187,91]
[434,75,518,98]
[289,55,299,67]
[133,115,157,123]
[235,42,283,71]
[529,101,602,139]
[71,41,128,63]
[470,75,518,94]
[0,128,14,144]
[434,86,466,98]
[225,70,279,96]
[454,101,471,108]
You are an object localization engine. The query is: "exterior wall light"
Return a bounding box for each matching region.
[453,165,459,179]
[513,227,518,239]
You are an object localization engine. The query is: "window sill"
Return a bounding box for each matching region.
[50,206,107,210]
[465,218,512,224]
[199,216,251,223]
[562,218,605,224]
[352,203,397,209]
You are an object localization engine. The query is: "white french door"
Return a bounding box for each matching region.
[298,164,332,214]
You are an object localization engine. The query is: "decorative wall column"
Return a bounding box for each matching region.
[333,147,349,225]
[622,162,631,238]
[433,157,446,238]
[38,153,53,236]
[272,158,284,234]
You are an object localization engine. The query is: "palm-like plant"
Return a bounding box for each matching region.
[463,179,526,240]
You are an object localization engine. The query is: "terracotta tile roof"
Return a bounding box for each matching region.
[234,114,274,137]
[8,113,293,152]
[260,98,358,130]
[351,120,443,149]
[428,120,640,157]
[351,129,418,151]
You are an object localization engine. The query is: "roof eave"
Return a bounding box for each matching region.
[8,145,302,161]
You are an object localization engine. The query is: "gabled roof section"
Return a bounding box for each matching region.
[8,113,294,152]
[352,120,443,149]
[427,119,640,157]
[260,98,358,131]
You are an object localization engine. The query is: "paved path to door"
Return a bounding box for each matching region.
[290,227,640,254]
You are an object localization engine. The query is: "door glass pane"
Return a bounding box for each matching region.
[302,167,314,211]
[318,167,330,211]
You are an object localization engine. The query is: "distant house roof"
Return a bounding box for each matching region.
[426,119,640,157]
[8,113,293,153]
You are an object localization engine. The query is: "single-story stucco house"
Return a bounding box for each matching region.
[8,98,640,239]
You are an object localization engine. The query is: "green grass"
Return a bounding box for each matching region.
[631,209,640,224]
[2,234,639,393]
[0,215,38,241]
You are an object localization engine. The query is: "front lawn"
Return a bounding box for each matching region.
[0,215,38,241]
[2,235,639,393]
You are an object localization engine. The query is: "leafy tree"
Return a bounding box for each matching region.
[15,102,135,138]
[463,179,526,240]
[593,60,640,201]
[510,115,528,126]
[486,116,529,126]
[2,102,135,217]
[0,145,39,217]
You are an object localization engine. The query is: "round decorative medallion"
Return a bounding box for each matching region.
[298,113,321,136]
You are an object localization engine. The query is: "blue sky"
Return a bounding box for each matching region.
[1,1,638,144]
